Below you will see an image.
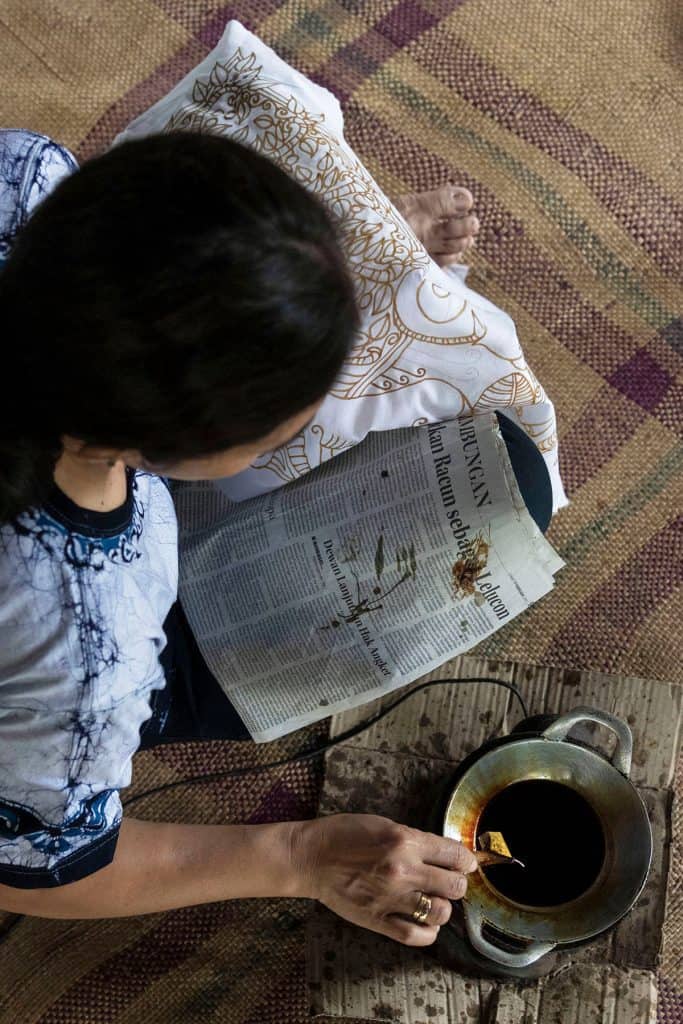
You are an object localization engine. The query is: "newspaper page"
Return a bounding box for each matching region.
[174,412,565,742]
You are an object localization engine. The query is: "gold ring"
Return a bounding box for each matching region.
[411,891,432,924]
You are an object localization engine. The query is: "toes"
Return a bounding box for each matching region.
[429,216,479,253]
[434,238,476,267]
[430,185,473,219]
[449,186,473,211]
[440,214,480,239]
[400,182,479,260]
[433,237,469,255]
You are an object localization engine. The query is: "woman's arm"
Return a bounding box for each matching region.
[0,817,302,917]
[0,813,477,946]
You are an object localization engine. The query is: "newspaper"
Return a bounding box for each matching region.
[174,412,565,742]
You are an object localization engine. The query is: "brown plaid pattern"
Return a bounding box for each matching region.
[0,1,680,1020]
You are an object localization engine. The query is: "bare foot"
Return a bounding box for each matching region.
[395,185,479,267]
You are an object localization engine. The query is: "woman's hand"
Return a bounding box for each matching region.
[291,813,478,946]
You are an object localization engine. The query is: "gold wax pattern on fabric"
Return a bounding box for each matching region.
[164,49,554,483]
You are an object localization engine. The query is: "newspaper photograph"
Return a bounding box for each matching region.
[174,412,565,742]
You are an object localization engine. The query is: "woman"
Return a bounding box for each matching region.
[0,129,551,943]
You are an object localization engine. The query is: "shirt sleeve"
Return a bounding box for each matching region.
[0,128,78,265]
[0,788,122,889]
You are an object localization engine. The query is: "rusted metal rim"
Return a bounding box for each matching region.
[442,737,652,946]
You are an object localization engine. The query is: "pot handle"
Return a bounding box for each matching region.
[462,901,555,968]
[541,706,633,777]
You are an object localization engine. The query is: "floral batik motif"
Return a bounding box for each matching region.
[115,21,567,514]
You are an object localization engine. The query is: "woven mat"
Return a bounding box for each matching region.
[0,1,680,1021]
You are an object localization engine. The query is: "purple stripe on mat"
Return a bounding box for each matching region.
[76,0,289,162]
[195,2,270,46]
[374,0,440,47]
[247,778,313,824]
[300,10,682,281]
[310,36,385,106]
[241,952,307,1024]
[154,0,284,39]
[542,515,683,675]
[340,99,643,377]
[410,28,683,281]
[36,899,246,1024]
[301,0,465,105]
[35,763,319,1023]
[660,317,682,356]
[75,35,208,161]
[657,974,683,1024]
[556,385,643,496]
[608,347,674,413]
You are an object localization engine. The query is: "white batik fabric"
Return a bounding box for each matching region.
[115,19,568,515]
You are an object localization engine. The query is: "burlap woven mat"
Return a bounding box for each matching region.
[0,1,680,1021]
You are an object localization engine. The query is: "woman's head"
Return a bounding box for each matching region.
[0,131,359,518]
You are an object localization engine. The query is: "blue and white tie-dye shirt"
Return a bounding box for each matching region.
[0,131,178,889]
[0,129,77,268]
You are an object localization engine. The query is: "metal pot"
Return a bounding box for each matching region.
[441,706,652,969]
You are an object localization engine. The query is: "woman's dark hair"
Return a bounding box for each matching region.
[0,131,359,521]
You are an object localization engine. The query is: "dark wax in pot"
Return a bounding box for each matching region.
[476,779,606,907]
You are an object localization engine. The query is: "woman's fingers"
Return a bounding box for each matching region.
[421,833,479,874]
[394,891,453,927]
[418,864,471,902]
[303,815,481,948]
[377,915,442,947]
